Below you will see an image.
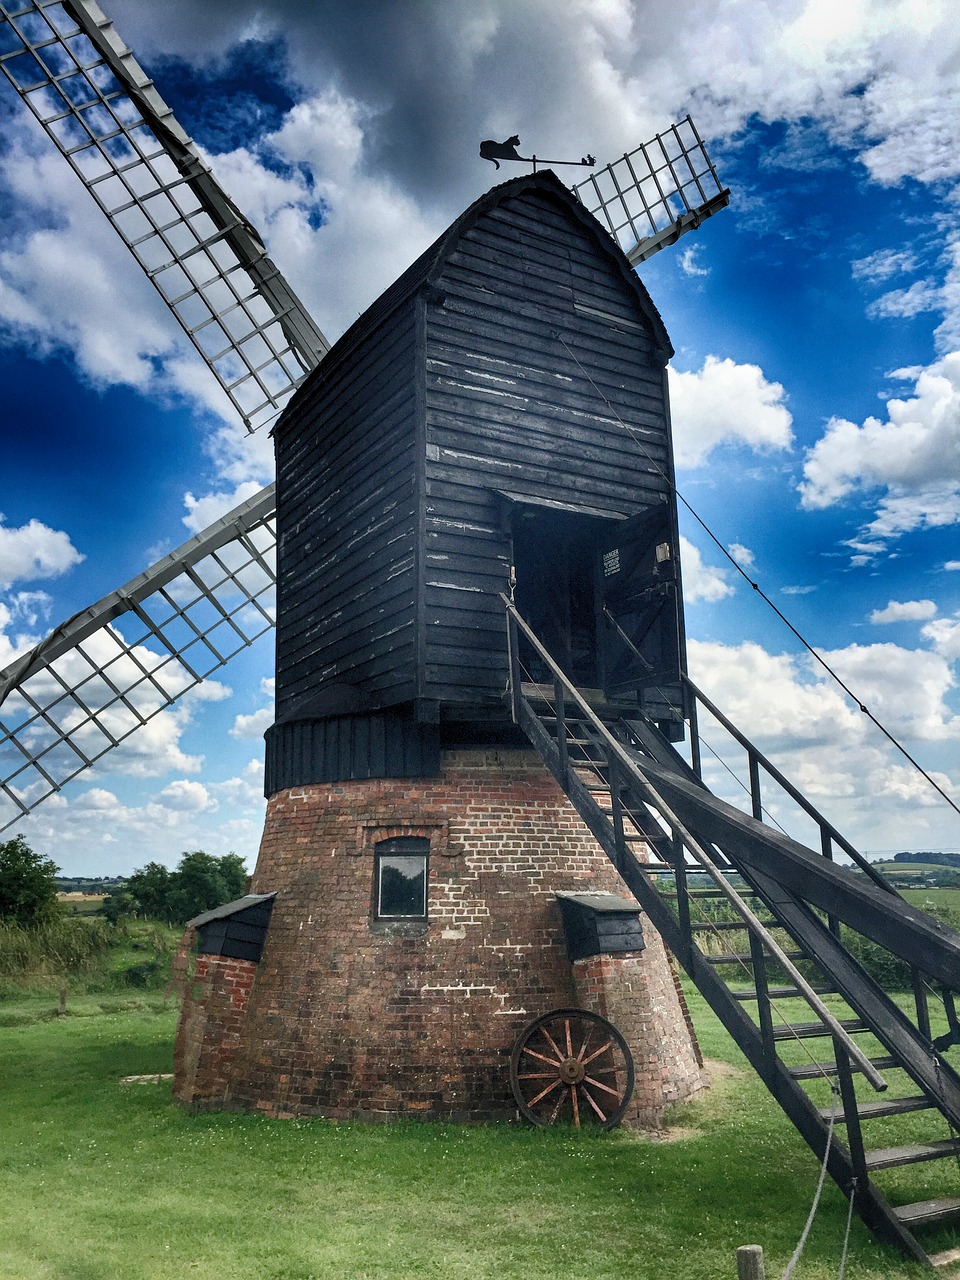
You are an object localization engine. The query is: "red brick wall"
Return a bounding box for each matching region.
[174,748,705,1125]
[572,953,709,1128]
[173,951,256,1110]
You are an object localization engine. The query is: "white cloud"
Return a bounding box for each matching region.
[799,352,960,546]
[0,515,83,588]
[922,615,960,663]
[852,248,918,283]
[946,561,960,571]
[680,535,733,602]
[728,543,755,568]
[867,279,942,320]
[687,636,960,849]
[668,355,793,468]
[159,779,218,812]
[870,599,937,624]
[230,707,273,740]
[182,484,268,535]
[230,676,275,739]
[679,245,710,277]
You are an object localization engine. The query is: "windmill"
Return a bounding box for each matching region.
[5,4,960,1268]
[0,0,727,833]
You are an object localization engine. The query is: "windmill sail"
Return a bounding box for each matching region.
[0,486,276,831]
[573,115,729,265]
[0,0,329,431]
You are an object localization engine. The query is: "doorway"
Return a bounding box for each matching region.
[509,500,685,733]
[511,505,601,688]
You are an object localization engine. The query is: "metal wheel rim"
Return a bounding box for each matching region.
[509,1007,635,1130]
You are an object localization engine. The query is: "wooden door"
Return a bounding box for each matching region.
[596,504,682,702]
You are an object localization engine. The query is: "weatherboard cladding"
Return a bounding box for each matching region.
[269,172,675,786]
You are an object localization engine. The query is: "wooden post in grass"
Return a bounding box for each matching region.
[58,986,67,1016]
[736,1245,765,1280]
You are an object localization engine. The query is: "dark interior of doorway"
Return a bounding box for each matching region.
[511,506,602,688]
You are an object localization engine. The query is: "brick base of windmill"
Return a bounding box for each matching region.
[173,748,709,1127]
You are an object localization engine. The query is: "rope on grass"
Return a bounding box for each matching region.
[780,1086,839,1280]
[837,1177,857,1280]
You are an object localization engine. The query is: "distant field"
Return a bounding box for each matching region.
[900,887,960,917]
[57,893,106,915]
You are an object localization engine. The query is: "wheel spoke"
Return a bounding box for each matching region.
[540,1026,564,1061]
[583,1074,623,1099]
[582,1038,615,1067]
[580,1085,608,1123]
[528,1078,563,1108]
[570,1080,580,1128]
[547,1086,566,1124]
[522,1046,564,1068]
[577,1024,593,1062]
[565,1017,573,1058]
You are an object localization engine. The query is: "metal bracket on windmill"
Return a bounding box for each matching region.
[479,135,595,172]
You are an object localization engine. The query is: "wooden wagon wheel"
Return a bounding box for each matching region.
[509,1008,635,1130]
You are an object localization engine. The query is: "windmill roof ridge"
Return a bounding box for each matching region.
[274,169,672,437]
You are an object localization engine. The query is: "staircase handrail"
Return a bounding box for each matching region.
[501,594,889,1091]
[680,674,899,898]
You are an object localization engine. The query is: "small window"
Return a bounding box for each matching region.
[375,838,428,920]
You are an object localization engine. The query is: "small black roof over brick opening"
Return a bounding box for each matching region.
[555,891,645,961]
[187,893,276,963]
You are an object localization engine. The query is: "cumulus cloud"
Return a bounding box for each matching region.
[870,599,937,624]
[0,514,84,588]
[159,779,218,812]
[923,615,960,663]
[680,536,733,602]
[668,355,793,468]
[230,677,275,740]
[687,636,960,848]
[799,352,960,546]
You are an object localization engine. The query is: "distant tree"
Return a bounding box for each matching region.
[103,851,247,925]
[0,835,60,927]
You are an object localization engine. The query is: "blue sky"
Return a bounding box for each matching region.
[1,0,959,874]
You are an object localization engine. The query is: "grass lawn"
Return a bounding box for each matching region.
[2,988,957,1279]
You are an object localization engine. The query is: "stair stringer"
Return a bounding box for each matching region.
[515,695,933,1262]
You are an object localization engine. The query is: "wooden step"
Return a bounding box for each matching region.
[733,985,835,1002]
[691,919,777,933]
[705,951,805,966]
[894,1197,960,1228]
[865,1137,960,1171]
[789,1055,896,1080]
[774,1018,868,1041]
[819,1096,933,1122]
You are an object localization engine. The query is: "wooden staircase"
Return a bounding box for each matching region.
[503,597,960,1268]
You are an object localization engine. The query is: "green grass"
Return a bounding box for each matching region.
[0,986,956,1279]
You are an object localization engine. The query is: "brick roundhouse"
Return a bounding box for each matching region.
[174,171,709,1126]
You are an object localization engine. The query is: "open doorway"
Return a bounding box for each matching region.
[509,499,685,735]
[511,505,601,688]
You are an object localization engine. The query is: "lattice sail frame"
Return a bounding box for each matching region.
[0,0,329,431]
[0,488,277,831]
[573,115,729,265]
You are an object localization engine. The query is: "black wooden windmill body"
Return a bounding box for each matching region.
[4,3,960,1266]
